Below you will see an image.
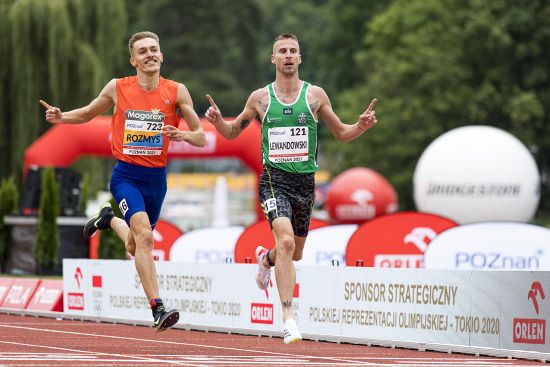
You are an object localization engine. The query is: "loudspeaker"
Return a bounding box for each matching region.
[20,167,42,215]
[21,167,82,216]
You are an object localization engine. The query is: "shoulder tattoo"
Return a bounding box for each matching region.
[309,100,319,113]
[258,90,269,112]
[258,100,268,112]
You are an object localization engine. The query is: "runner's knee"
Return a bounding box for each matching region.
[133,228,154,250]
[278,234,295,255]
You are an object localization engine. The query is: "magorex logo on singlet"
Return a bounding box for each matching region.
[123,109,165,155]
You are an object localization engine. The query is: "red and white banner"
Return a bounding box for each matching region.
[1,279,41,309]
[345,212,457,268]
[26,280,63,312]
[0,278,14,304]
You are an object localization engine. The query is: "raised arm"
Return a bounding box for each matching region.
[204,89,262,140]
[162,83,206,147]
[39,79,116,124]
[313,86,378,142]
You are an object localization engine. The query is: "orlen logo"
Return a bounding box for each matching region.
[335,189,376,221]
[513,282,546,344]
[529,282,545,314]
[69,267,85,310]
[374,227,436,268]
[345,212,457,267]
[67,292,84,310]
[74,267,83,288]
[250,303,273,324]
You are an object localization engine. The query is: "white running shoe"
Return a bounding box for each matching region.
[255,246,271,290]
[283,318,302,344]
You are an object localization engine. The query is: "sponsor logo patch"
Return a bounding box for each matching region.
[512,281,546,344]
[67,292,85,310]
[250,303,273,324]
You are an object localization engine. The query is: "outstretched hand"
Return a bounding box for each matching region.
[205,94,222,124]
[39,100,63,123]
[357,98,378,131]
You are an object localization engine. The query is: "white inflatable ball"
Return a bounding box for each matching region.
[413,125,540,224]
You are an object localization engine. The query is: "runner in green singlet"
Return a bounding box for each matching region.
[205,33,378,344]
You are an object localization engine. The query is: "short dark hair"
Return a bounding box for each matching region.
[128,31,160,53]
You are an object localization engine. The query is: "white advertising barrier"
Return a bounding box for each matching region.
[413,125,540,224]
[63,259,550,357]
[300,224,358,266]
[424,222,550,270]
[63,259,285,333]
[169,226,244,263]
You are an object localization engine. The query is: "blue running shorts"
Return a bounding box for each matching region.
[109,160,167,229]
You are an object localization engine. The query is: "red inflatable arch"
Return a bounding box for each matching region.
[24,117,264,219]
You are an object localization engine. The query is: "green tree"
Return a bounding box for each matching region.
[98,228,127,260]
[131,0,262,116]
[98,198,126,259]
[0,0,15,180]
[317,0,392,94]
[455,0,550,213]
[324,0,468,208]
[0,0,127,183]
[324,0,550,212]
[257,0,333,85]
[0,176,19,271]
[34,167,60,269]
[79,172,90,215]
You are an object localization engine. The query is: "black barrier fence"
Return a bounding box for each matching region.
[21,167,82,216]
[3,216,88,275]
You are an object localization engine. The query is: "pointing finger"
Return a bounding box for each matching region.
[39,100,52,110]
[365,98,377,113]
[206,94,219,110]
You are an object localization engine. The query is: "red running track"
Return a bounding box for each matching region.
[0,314,546,367]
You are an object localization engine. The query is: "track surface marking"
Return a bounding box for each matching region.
[0,314,545,366]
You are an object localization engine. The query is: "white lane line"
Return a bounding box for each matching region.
[0,351,540,367]
[0,341,207,367]
[0,353,350,365]
[1,325,535,366]
[0,325,380,366]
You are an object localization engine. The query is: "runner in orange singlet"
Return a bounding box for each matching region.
[40,31,205,331]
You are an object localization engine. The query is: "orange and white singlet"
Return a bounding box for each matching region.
[111,76,179,167]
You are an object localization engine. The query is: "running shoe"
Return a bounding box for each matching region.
[83,202,115,237]
[153,306,180,332]
[283,318,302,344]
[255,246,272,290]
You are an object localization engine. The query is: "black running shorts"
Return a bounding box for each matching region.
[258,166,316,237]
